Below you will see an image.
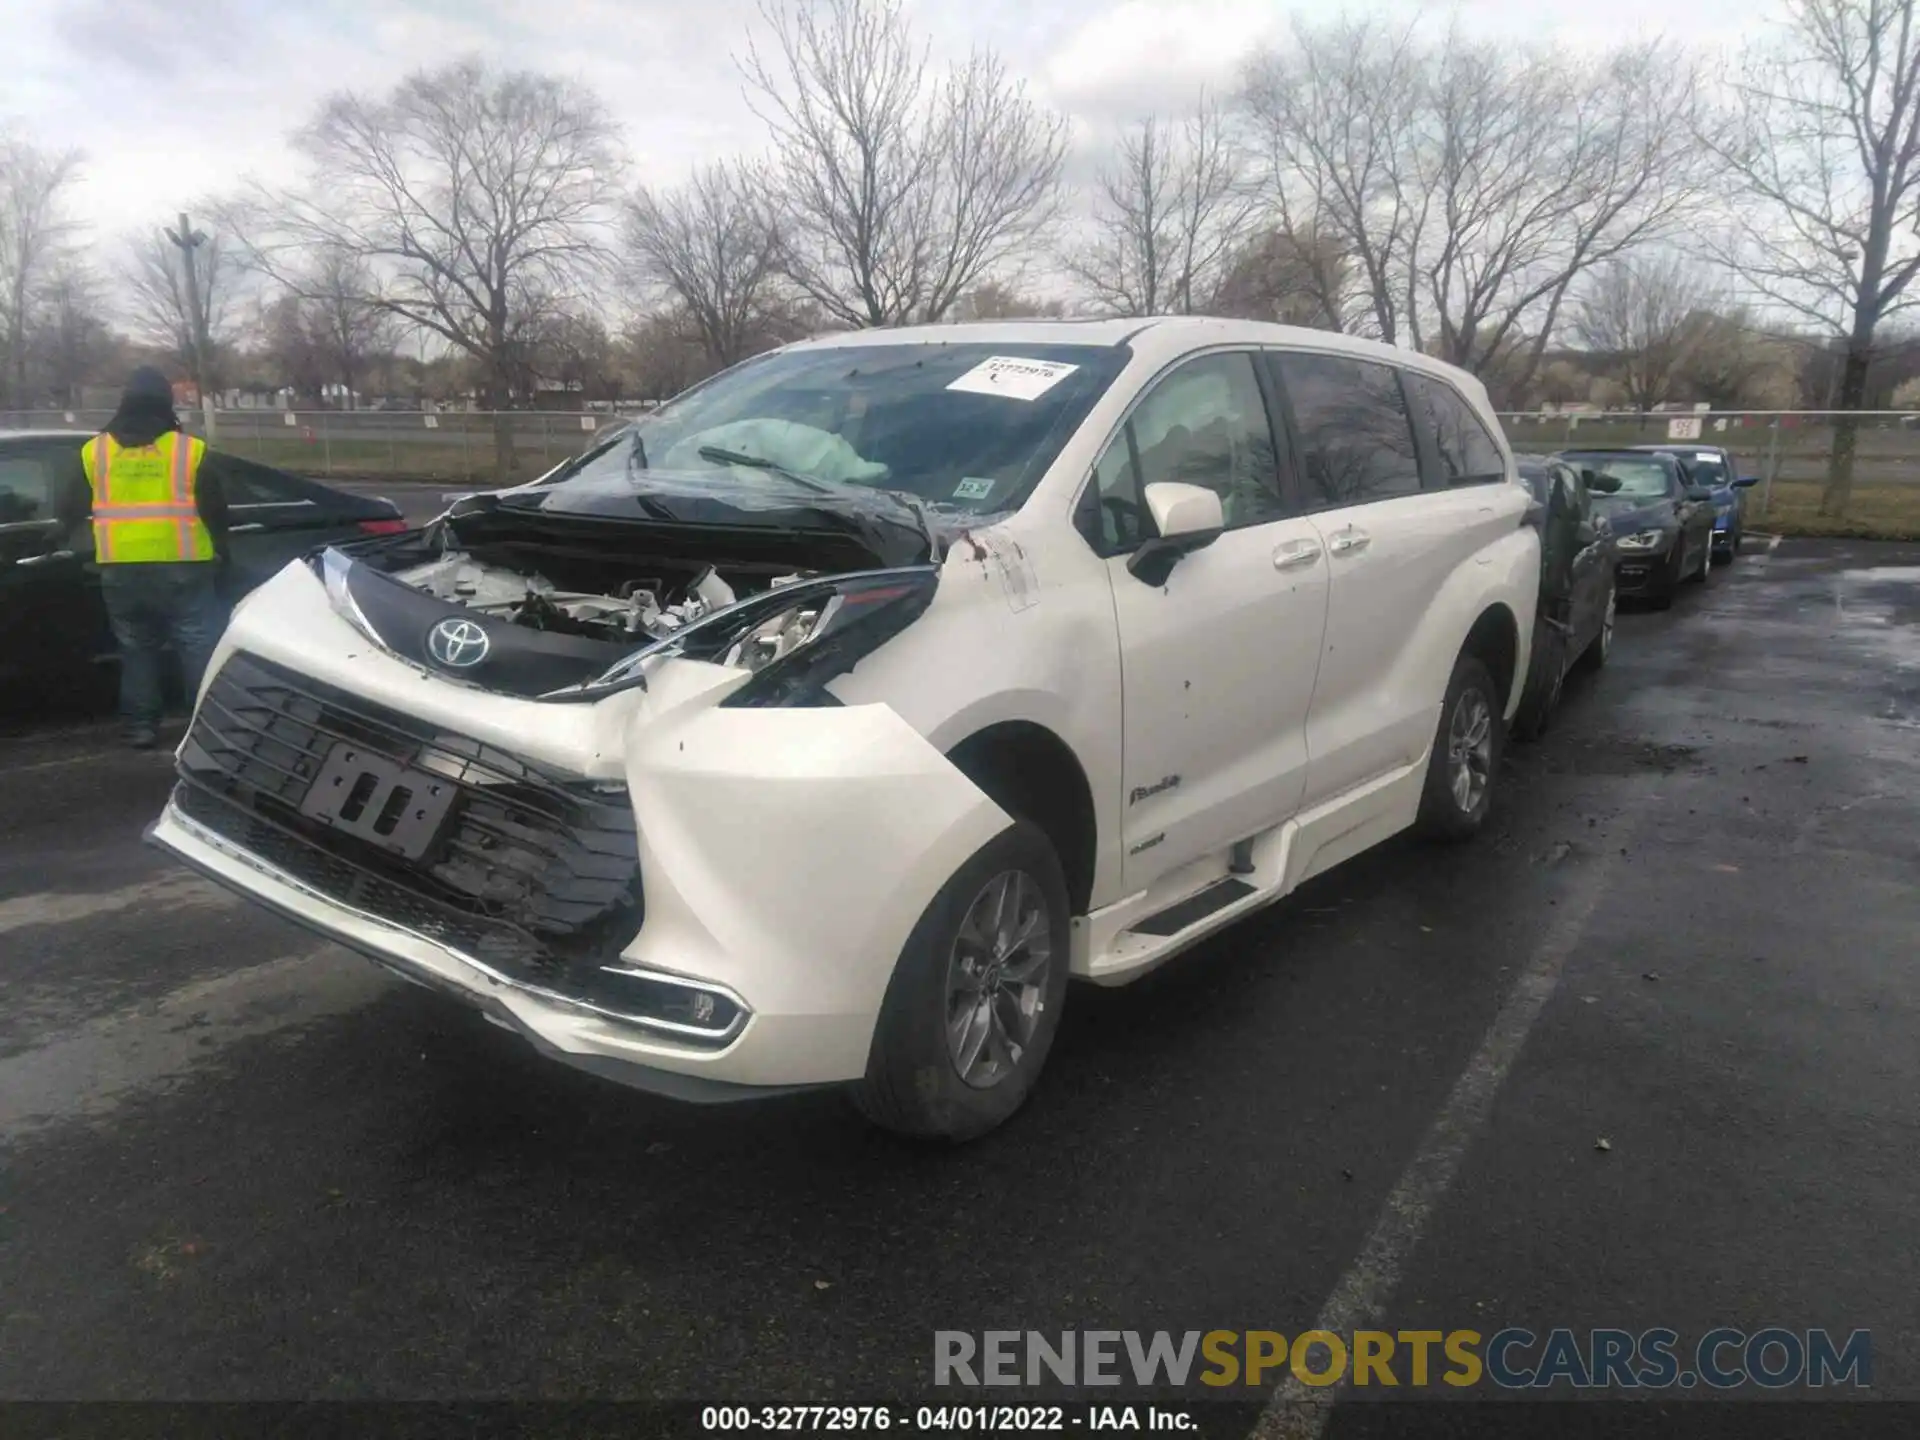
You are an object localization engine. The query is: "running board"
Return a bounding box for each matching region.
[1126,877,1257,937]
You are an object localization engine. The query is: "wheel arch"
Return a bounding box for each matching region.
[1461,602,1521,715]
[946,720,1098,915]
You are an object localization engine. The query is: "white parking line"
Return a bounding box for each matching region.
[1254,798,1647,1439]
[0,946,390,1140]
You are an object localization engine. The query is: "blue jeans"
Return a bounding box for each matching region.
[99,563,227,728]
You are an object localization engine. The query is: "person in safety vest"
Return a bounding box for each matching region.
[54,368,235,749]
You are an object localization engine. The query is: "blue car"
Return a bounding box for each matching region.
[1629,444,1762,559]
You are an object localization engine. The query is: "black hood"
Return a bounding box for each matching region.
[105,366,181,447]
[480,465,980,570]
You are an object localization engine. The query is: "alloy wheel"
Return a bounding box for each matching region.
[1447,687,1494,814]
[1600,587,1616,659]
[945,870,1053,1090]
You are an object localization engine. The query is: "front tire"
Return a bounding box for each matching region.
[851,820,1072,1141]
[1414,652,1504,842]
[1691,535,1713,584]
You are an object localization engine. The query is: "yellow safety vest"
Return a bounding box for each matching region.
[81,431,216,564]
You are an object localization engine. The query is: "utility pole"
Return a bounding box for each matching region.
[165,212,218,443]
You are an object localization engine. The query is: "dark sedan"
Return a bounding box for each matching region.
[1627,443,1761,559]
[0,429,407,699]
[1556,448,1717,610]
[1511,455,1619,739]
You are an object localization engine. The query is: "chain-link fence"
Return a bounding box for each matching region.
[1498,410,1920,535]
[0,408,634,486]
[7,403,1919,533]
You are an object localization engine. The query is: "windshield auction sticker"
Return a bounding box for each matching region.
[947,356,1079,401]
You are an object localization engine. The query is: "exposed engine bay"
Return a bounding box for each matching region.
[390,552,812,647]
[324,484,940,700]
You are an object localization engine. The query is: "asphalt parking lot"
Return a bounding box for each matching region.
[2,537,1916,1433]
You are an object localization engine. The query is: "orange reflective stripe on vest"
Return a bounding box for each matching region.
[83,431,215,564]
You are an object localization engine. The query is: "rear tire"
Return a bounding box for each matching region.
[1414,652,1504,843]
[851,820,1072,1141]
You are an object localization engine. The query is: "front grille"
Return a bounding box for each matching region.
[176,651,641,991]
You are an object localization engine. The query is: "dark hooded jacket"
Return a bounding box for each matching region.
[55,367,233,556]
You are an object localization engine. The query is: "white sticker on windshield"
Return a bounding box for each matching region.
[954,477,996,500]
[1695,451,1718,461]
[947,356,1079,401]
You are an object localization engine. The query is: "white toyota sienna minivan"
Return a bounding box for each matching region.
[149,317,1539,1140]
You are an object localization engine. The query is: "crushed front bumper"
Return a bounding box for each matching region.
[144,562,1012,1099]
[147,799,800,1103]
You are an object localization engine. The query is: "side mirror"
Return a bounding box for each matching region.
[1582,469,1622,494]
[1573,521,1599,547]
[1732,475,1761,488]
[1127,482,1224,586]
[1684,485,1715,503]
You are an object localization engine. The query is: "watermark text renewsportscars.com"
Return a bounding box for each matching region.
[934,1328,1871,1391]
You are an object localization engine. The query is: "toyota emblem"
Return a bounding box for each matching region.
[426,616,491,669]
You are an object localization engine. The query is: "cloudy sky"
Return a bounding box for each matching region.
[13,0,1770,242]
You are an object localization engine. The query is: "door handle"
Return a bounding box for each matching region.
[1327,529,1371,556]
[227,523,266,534]
[1272,540,1321,570]
[15,549,75,567]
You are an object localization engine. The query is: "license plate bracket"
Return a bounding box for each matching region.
[298,741,457,860]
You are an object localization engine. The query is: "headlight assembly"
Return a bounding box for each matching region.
[1615,530,1668,551]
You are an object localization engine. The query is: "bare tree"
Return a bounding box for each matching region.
[1414,36,1720,390]
[256,292,327,402]
[1066,119,1175,316]
[1241,14,1428,341]
[1209,224,1350,328]
[1677,309,1799,409]
[300,250,396,407]
[228,58,624,477]
[0,130,84,405]
[1066,96,1258,316]
[125,220,237,396]
[1703,0,1920,513]
[1575,254,1721,411]
[740,0,1067,327]
[625,162,783,368]
[625,307,719,402]
[530,307,624,402]
[950,279,1063,320]
[28,261,115,406]
[1241,22,1718,393]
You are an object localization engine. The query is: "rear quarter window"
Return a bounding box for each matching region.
[1406,373,1506,485]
